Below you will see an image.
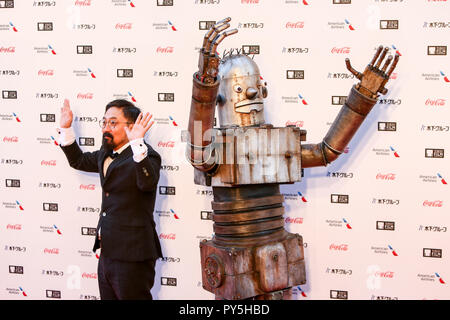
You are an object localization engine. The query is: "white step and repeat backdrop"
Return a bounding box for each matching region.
[1,0,449,300]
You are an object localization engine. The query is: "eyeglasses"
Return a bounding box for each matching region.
[99,119,131,129]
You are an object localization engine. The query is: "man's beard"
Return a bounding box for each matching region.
[102,132,115,153]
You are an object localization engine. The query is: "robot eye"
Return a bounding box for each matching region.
[233,84,243,93]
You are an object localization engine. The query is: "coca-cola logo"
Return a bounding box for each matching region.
[286,21,305,29]
[75,0,91,6]
[82,272,97,279]
[285,217,303,224]
[43,248,59,254]
[331,47,351,54]
[80,184,95,190]
[38,69,54,76]
[329,243,348,251]
[423,200,443,207]
[77,93,93,99]
[375,271,394,278]
[115,23,132,30]
[159,233,176,240]
[6,224,21,230]
[3,136,18,143]
[156,46,174,53]
[0,46,15,53]
[376,173,396,180]
[285,120,304,128]
[425,98,446,106]
[41,160,56,166]
[158,141,175,148]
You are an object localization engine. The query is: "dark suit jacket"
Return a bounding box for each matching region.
[61,141,162,262]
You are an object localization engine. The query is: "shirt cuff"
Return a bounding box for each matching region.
[57,127,76,146]
[130,138,148,163]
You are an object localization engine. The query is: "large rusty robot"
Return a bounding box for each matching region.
[183,18,399,300]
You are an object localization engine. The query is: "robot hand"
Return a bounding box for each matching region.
[345,45,399,99]
[197,17,238,84]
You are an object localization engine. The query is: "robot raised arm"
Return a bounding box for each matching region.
[301,46,400,168]
[186,18,238,173]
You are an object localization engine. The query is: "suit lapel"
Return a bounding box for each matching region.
[99,149,108,183]
[103,146,133,184]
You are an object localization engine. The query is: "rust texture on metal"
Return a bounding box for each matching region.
[193,126,303,187]
[200,233,306,300]
[301,45,399,168]
[186,75,220,172]
[198,185,306,300]
[188,18,400,300]
[301,85,377,168]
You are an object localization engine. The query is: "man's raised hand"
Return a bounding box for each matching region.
[60,99,73,128]
[124,112,154,141]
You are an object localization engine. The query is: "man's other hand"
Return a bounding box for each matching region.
[125,112,154,141]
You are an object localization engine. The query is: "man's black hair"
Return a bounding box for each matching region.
[105,99,141,123]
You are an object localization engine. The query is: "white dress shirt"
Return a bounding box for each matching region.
[57,126,148,168]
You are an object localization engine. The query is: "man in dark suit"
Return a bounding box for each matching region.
[58,98,162,300]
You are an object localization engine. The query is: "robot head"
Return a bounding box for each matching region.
[217,54,268,127]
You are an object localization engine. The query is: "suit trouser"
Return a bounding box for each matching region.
[97,254,156,300]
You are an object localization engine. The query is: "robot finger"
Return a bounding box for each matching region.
[203,18,232,53]
[345,58,362,80]
[369,45,383,67]
[386,53,400,77]
[210,29,238,56]
[381,55,393,73]
[374,47,389,69]
[206,23,231,53]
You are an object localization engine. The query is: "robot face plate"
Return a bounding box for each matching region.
[217,54,267,127]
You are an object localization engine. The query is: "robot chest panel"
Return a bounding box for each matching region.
[212,126,303,186]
